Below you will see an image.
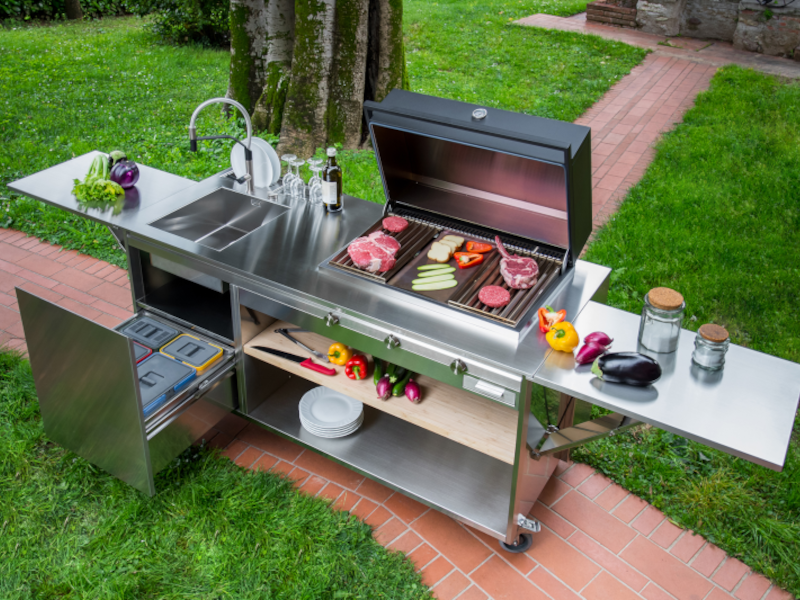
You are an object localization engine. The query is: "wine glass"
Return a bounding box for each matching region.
[307,158,323,187]
[289,158,306,199]
[308,164,324,205]
[280,154,297,189]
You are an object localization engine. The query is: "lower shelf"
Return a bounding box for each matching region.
[247,376,514,540]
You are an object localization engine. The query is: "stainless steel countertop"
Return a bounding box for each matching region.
[534,301,800,470]
[10,151,611,381]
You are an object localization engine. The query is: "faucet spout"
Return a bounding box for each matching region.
[189,97,254,193]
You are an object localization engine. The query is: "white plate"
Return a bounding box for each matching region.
[301,415,363,438]
[256,137,281,185]
[299,387,363,431]
[230,137,274,188]
[300,413,363,434]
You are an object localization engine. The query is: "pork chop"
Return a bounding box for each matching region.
[347,231,401,273]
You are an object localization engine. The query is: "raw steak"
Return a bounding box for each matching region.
[495,236,539,290]
[479,285,511,308]
[382,216,409,233]
[347,231,401,273]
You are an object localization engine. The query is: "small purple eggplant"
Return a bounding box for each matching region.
[575,341,609,365]
[583,331,613,348]
[376,375,392,401]
[404,379,421,403]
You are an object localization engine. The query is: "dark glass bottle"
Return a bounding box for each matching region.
[321,147,343,212]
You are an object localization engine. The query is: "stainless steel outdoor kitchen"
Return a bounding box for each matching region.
[9,90,800,553]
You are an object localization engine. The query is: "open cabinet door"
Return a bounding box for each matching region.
[17,288,155,495]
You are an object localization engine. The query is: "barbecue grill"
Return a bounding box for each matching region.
[325,90,592,339]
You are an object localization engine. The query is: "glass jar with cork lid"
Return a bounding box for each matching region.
[692,324,730,371]
[638,287,685,353]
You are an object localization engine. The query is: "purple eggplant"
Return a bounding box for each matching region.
[404,379,421,403]
[376,375,392,401]
[591,352,661,386]
[110,159,140,189]
[575,341,608,365]
[584,331,613,347]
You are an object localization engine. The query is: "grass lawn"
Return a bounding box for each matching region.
[575,66,800,596]
[0,350,432,599]
[0,8,645,262]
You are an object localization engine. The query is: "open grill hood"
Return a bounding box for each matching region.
[363,90,593,264]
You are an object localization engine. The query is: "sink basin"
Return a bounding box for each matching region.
[150,188,289,251]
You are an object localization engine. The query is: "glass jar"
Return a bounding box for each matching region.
[638,287,685,353]
[692,324,730,370]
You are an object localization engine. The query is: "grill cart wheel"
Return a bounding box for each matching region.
[499,533,532,553]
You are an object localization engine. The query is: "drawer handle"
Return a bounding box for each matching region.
[450,359,467,375]
[474,379,505,400]
[384,334,400,350]
[325,312,340,327]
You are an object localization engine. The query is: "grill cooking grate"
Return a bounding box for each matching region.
[327,216,442,283]
[448,247,563,326]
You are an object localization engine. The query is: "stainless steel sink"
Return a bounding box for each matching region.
[150,188,290,251]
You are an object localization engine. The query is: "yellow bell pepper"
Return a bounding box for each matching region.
[546,322,580,353]
[327,342,352,366]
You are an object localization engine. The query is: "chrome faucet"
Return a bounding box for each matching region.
[189,98,254,194]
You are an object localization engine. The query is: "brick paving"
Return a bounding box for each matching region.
[0,35,795,599]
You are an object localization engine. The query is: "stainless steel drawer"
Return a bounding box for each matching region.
[16,288,238,496]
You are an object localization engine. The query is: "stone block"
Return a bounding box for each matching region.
[679,0,739,40]
[733,2,800,56]
[636,0,687,36]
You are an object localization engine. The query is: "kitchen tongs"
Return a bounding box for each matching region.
[275,328,329,362]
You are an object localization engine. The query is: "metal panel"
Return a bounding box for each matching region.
[151,253,223,293]
[534,302,800,471]
[16,288,154,495]
[247,376,514,539]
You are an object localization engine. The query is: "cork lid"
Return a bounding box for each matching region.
[699,323,729,343]
[647,287,684,310]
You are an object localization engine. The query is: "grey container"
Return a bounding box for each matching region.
[136,354,196,417]
[121,316,179,350]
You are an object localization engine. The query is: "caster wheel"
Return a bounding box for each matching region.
[499,533,532,553]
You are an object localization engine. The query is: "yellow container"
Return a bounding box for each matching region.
[160,333,223,373]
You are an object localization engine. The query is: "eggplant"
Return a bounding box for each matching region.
[591,352,661,386]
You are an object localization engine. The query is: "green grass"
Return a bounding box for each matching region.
[0,10,645,262]
[0,349,432,599]
[574,66,800,596]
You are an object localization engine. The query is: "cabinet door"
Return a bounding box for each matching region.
[17,288,155,494]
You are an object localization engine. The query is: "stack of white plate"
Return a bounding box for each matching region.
[299,387,364,438]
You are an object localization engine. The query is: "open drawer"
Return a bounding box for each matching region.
[16,288,237,496]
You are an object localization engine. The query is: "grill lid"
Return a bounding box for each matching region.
[364,90,592,259]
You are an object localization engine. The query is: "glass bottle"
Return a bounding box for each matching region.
[692,324,730,370]
[321,147,343,213]
[637,287,685,353]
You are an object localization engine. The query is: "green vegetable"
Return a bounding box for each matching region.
[412,280,459,291]
[417,264,453,271]
[411,273,455,285]
[417,267,456,277]
[72,154,124,205]
[373,358,384,385]
[392,370,414,396]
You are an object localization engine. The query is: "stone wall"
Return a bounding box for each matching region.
[635,0,800,57]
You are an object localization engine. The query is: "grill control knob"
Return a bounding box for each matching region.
[325,312,340,327]
[450,359,468,375]
[384,335,400,350]
[472,108,488,120]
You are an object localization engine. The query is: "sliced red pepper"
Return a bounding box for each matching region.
[344,354,369,380]
[538,305,567,333]
[454,252,484,269]
[465,241,493,253]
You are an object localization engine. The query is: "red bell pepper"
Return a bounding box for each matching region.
[345,354,369,380]
[465,241,493,253]
[538,305,567,333]
[454,252,484,269]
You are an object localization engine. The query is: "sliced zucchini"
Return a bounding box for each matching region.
[411,273,455,285]
[412,279,459,291]
[417,264,453,271]
[417,267,456,278]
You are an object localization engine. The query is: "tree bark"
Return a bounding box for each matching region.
[228,0,406,156]
[65,0,83,20]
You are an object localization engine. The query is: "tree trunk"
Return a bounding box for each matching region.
[65,0,83,20]
[228,0,406,157]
